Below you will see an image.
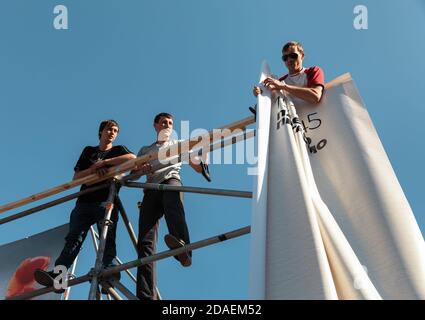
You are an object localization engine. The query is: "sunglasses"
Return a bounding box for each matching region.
[282,52,299,61]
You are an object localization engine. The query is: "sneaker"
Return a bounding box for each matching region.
[100,265,121,295]
[34,269,65,294]
[164,234,192,267]
[103,264,121,281]
[101,284,112,295]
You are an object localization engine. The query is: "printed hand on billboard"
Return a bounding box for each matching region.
[5,256,51,299]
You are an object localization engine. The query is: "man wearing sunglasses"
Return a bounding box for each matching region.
[253,41,325,104]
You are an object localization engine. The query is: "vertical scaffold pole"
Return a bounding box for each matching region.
[62,256,78,301]
[90,227,138,284]
[115,196,138,252]
[88,181,117,300]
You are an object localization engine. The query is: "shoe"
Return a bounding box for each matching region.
[104,264,121,281]
[164,234,192,267]
[101,284,112,295]
[100,265,121,295]
[34,269,65,294]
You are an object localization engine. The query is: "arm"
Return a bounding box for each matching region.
[281,83,323,104]
[284,66,325,104]
[72,153,136,180]
[263,77,323,104]
[73,167,93,180]
[129,146,154,180]
[189,159,203,173]
[129,162,153,180]
[97,153,136,167]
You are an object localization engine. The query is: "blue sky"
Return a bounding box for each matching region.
[0,0,424,300]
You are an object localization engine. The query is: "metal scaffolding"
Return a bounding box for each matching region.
[0,117,255,300]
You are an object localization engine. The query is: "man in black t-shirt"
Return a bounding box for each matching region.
[34,119,136,292]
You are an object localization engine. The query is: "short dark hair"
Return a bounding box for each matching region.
[154,112,173,124]
[98,119,119,139]
[282,41,304,54]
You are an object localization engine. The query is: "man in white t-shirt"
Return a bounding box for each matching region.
[253,41,325,105]
[135,112,206,300]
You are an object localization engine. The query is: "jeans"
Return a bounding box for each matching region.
[136,178,191,300]
[55,202,119,269]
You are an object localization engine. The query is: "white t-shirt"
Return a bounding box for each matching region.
[279,66,325,105]
[137,139,182,183]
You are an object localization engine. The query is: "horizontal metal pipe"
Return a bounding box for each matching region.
[0,130,255,226]
[6,274,91,300]
[7,225,251,300]
[91,228,138,284]
[123,129,255,182]
[124,182,252,199]
[101,225,251,280]
[0,183,110,226]
[0,116,255,214]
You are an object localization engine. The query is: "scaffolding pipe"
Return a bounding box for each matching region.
[89,226,99,250]
[160,129,256,171]
[101,225,251,280]
[62,256,78,301]
[0,116,257,301]
[109,279,139,300]
[88,182,117,300]
[114,257,137,284]
[124,182,252,199]
[101,286,123,300]
[0,183,110,226]
[115,196,139,252]
[190,128,255,163]
[8,225,250,300]
[125,129,255,182]
[0,129,254,227]
[0,116,255,214]
[91,227,138,283]
[6,274,91,300]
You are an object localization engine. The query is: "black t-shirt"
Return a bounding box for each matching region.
[75,145,133,203]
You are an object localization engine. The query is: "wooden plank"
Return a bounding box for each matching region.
[0,116,255,214]
[325,73,352,89]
